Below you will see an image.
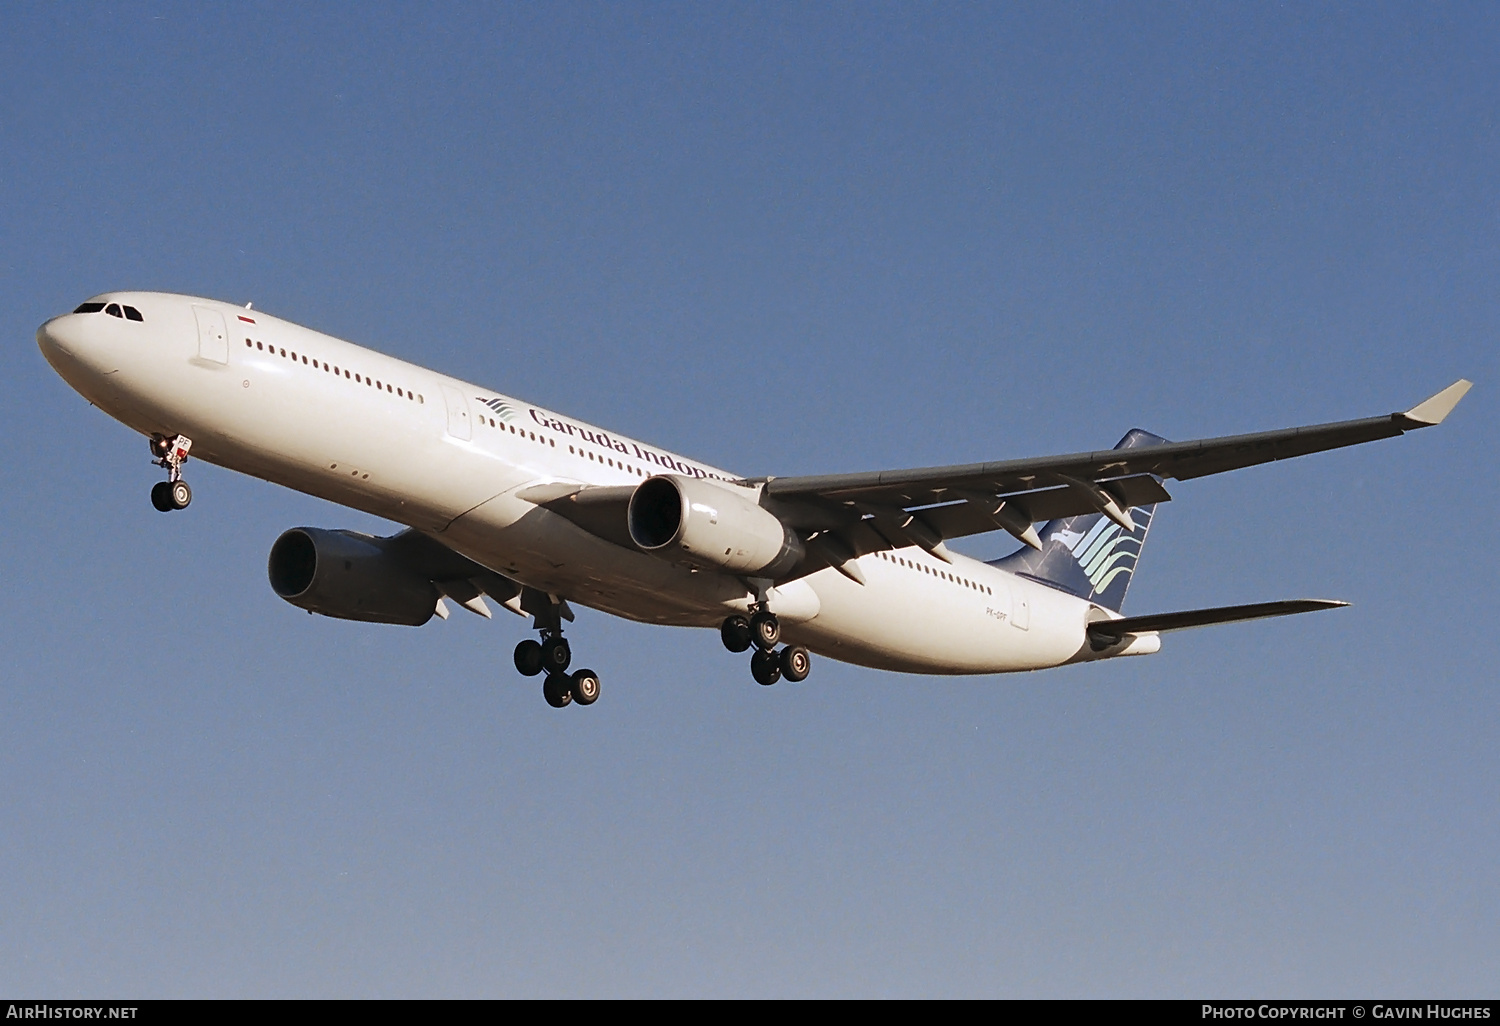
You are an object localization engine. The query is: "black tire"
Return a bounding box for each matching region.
[571,669,600,706]
[150,481,173,512]
[750,647,781,686]
[779,645,811,683]
[750,610,780,651]
[541,635,571,674]
[543,672,573,708]
[169,480,192,510]
[720,615,752,653]
[514,639,544,677]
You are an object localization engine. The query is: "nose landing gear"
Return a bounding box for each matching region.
[722,609,811,687]
[148,434,193,512]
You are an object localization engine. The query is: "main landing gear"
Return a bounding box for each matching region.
[721,609,811,687]
[514,626,601,709]
[148,434,193,512]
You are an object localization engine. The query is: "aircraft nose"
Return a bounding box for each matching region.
[36,315,81,365]
[37,312,116,377]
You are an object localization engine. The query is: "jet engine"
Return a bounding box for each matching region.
[268,528,439,626]
[627,475,803,577]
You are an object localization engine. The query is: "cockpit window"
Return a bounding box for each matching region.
[105,304,124,318]
[73,302,105,314]
[123,305,143,321]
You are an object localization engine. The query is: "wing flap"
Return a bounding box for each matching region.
[916,474,1172,543]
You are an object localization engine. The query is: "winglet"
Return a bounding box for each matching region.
[1401,379,1472,426]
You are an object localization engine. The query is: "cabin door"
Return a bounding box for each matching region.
[440,385,472,440]
[192,306,228,364]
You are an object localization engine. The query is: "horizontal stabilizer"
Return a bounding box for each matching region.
[1087,599,1349,640]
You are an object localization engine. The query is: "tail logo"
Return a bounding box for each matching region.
[1052,511,1151,596]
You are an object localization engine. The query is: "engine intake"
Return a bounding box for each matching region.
[627,475,803,577]
[268,528,439,626]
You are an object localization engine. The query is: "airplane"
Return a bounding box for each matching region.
[36,292,1471,708]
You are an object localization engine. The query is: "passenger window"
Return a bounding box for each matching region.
[73,302,106,314]
[123,306,143,321]
[105,304,123,318]
[257,342,264,350]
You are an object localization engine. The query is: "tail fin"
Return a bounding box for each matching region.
[988,428,1168,612]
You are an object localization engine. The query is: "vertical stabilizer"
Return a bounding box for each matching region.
[988,428,1167,612]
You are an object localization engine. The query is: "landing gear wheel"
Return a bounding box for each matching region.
[149,434,194,510]
[720,615,752,653]
[751,648,782,686]
[570,669,601,706]
[750,610,781,651]
[779,645,811,683]
[542,636,572,674]
[543,672,573,708]
[514,639,544,677]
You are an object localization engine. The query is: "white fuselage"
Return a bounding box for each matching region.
[37,292,1155,675]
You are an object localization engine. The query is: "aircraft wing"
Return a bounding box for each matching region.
[757,380,1471,559]
[510,381,1468,584]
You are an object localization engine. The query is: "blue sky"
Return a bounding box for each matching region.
[1,3,1495,997]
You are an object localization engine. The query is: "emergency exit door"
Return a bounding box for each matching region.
[192,305,228,364]
[440,385,472,440]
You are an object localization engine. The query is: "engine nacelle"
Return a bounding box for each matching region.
[268,528,439,626]
[627,475,803,577]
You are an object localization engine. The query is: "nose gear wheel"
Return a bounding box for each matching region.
[148,434,194,512]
